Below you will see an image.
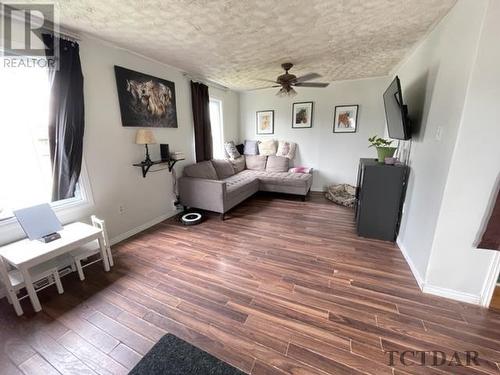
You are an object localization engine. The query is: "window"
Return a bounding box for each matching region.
[0,58,90,222]
[209,98,224,159]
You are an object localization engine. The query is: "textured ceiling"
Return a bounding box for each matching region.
[49,0,455,90]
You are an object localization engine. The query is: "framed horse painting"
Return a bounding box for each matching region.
[333,105,358,133]
[114,66,178,128]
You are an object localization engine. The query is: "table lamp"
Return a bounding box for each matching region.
[135,129,156,164]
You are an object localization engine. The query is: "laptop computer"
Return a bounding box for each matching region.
[14,203,63,242]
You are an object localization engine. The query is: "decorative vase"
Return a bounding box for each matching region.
[376,147,397,163]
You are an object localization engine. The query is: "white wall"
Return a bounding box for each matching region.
[393,0,488,281]
[425,0,500,301]
[80,38,197,240]
[239,77,389,191]
[76,39,240,239]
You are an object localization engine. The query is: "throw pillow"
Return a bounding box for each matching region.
[243,140,259,155]
[211,159,235,179]
[289,166,313,174]
[245,155,267,171]
[258,139,277,156]
[266,155,289,172]
[230,156,246,173]
[235,143,244,155]
[276,141,297,159]
[183,161,218,180]
[224,141,241,160]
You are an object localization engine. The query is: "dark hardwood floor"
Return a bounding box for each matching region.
[491,286,500,312]
[1,193,500,375]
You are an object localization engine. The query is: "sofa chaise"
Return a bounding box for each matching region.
[178,155,313,219]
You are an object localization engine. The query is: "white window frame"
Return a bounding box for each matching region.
[0,52,95,244]
[0,157,95,244]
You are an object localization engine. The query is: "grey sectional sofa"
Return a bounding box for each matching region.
[178,155,313,219]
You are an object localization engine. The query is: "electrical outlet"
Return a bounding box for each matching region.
[435,126,444,141]
[118,205,126,215]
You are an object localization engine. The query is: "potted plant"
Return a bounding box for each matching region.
[368,135,397,163]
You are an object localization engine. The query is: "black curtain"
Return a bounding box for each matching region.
[190,81,212,162]
[43,34,85,201]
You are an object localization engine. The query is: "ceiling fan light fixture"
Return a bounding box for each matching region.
[276,86,297,98]
[276,87,288,97]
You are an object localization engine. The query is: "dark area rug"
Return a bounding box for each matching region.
[129,334,246,374]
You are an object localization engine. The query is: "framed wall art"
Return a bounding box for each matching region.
[333,105,358,133]
[256,110,274,135]
[114,65,178,128]
[292,102,313,128]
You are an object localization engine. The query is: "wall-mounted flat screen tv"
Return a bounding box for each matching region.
[383,76,411,140]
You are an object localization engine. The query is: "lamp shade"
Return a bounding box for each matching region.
[135,129,157,145]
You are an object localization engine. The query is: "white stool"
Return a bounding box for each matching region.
[70,216,113,281]
[0,258,64,316]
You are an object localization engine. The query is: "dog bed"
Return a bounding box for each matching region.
[325,184,356,207]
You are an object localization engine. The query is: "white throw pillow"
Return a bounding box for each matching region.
[258,139,277,156]
[243,140,259,155]
[276,141,297,159]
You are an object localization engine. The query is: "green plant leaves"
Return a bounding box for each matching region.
[368,135,393,148]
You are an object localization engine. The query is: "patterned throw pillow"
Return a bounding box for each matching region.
[243,140,259,155]
[258,139,277,156]
[276,141,297,160]
[224,141,241,160]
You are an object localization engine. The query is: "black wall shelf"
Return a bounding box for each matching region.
[133,159,184,178]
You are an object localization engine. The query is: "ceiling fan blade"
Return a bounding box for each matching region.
[247,85,281,91]
[295,73,321,82]
[294,82,329,88]
[256,79,280,84]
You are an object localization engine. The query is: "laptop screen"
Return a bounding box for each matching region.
[13,203,63,240]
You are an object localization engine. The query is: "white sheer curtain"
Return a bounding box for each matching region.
[209,99,224,159]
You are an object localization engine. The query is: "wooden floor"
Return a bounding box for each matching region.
[1,193,500,375]
[491,286,500,312]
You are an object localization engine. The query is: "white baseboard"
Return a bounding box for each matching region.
[396,238,425,290]
[310,187,324,193]
[397,237,482,305]
[422,284,481,305]
[480,251,500,307]
[109,210,177,246]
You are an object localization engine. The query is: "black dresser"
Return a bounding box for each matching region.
[355,158,408,241]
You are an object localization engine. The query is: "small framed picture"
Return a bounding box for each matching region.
[333,105,359,133]
[256,110,274,135]
[292,102,313,128]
